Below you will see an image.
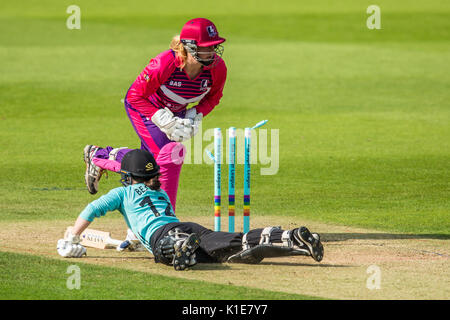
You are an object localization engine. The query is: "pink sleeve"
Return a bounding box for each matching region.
[195,58,227,117]
[126,50,177,118]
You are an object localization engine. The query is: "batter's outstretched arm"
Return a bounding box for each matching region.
[71,216,92,236]
[57,188,124,258]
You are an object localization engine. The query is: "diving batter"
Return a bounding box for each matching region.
[57,150,324,271]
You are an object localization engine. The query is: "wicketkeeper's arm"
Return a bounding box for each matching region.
[126,51,176,118]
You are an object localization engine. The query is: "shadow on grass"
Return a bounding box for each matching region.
[84,256,153,260]
[192,263,233,271]
[321,233,450,242]
[258,261,349,268]
[83,256,234,270]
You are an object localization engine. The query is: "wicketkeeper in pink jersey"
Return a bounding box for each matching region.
[83,18,227,214]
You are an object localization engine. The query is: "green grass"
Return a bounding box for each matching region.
[0,251,319,300]
[1,1,449,233]
[0,0,449,299]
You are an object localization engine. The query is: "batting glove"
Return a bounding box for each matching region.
[57,233,86,258]
[117,229,146,252]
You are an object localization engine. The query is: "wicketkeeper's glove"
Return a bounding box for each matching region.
[185,107,203,138]
[151,107,193,142]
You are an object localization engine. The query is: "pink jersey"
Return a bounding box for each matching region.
[126,50,227,117]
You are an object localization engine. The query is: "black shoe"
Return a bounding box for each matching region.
[173,233,201,271]
[293,227,324,262]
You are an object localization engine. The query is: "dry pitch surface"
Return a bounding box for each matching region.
[1,217,448,300]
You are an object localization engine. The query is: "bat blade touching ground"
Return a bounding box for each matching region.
[64,227,122,249]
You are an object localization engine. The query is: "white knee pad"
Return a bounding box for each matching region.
[108,147,128,161]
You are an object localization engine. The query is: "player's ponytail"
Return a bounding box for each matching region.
[132,174,161,190]
[147,175,161,190]
[170,35,187,69]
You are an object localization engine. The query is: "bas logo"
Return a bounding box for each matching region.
[145,162,154,171]
[169,80,182,87]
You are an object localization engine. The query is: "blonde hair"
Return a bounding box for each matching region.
[170,35,188,69]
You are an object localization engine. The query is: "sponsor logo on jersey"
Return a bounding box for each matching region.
[169,80,182,87]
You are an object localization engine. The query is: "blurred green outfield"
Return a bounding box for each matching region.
[1,0,449,301]
[0,0,449,233]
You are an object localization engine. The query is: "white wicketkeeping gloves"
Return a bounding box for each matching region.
[152,107,203,142]
[151,108,193,142]
[185,107,203,138]
[57,232,86,258]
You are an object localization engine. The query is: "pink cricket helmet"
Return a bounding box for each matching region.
[180,18,226,47]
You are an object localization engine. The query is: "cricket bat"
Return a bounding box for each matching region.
[65,227,122,249]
